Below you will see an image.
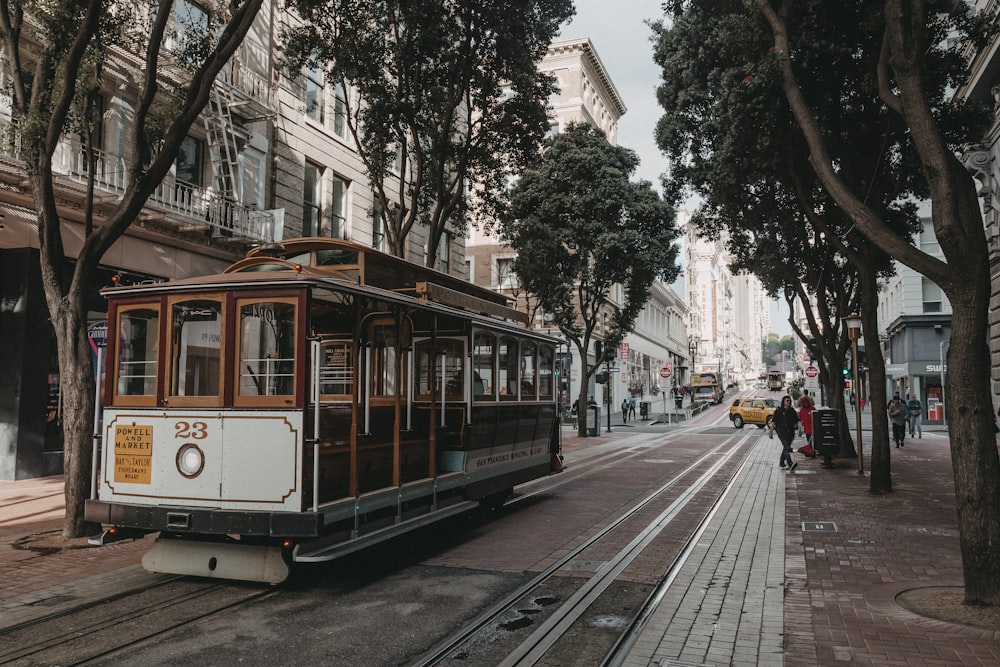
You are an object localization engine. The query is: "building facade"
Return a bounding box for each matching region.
[876,216,952,424]
[681,211,768,389]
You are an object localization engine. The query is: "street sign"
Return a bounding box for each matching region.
[620,342,629,360]
[659,366,672,379]
[805,365,819,378]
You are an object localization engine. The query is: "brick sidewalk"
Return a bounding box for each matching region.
[784,428,1000,665]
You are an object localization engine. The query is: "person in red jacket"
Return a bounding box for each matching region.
[798,398,815,452]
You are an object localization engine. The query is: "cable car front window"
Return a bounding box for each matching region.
[116,306,159,402]
[170,298,223,399]
[238,300,297,397]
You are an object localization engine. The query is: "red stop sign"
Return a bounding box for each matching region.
[659,367,672,379]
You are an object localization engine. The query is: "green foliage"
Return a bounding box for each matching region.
[283,0,574,261]
[650,0,993,402]
[503,123,680,350]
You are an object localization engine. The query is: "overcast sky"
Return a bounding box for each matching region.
[557,0,668,189]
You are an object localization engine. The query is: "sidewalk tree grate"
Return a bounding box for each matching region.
[801,522,837,532]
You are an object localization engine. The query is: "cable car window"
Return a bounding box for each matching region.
[237,299,296,399]
[521,342,537,399]
[371,324,399,397]
[169,297,224,403]
[414,338,465,401]
[320,340,353,399]
[115,305,160,404]
[538,344,554,400]
[498,337,518,400]
[473,332,495,400]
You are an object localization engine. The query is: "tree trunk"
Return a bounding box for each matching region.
[53,308,101,538]
[858,262,892,493]
[946,295,1000,605]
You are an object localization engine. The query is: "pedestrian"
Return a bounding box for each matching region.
[769,395,800,471]
[888,394,909,448]
[849,391,856,409]
[621,398,629,423]
[628,395,637,420]
[798,389,814,409]
[798,397,816,448]
[906,393,923,438]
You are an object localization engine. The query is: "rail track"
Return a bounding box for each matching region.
[415,425,759,665]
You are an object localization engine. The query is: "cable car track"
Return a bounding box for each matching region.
[414,430,757,666]
[0,578,274,666]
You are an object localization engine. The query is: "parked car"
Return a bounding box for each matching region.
[729,397,777,429]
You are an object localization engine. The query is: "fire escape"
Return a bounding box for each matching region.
[196,52,278,242]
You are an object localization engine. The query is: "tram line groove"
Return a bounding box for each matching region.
[0,579,273,666]
[413,430,756,666]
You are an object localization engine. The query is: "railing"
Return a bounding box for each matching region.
[0,120,275,242]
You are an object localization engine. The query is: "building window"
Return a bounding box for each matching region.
[175,135,204,187]
[330,175,347,238]
[171,0,208,53]
[305,65,324,123]
[438,232,451,274]
[333,81,347,137]
[496,257,516,289]
[918,217,940,256]
[242,149,265,209]
[304,161,323,237]
[922,277,942,313]
[372,199,385,251]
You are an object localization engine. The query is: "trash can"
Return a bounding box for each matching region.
[674,396,683,409]
[587,405,600,436]
[640,401,650,420]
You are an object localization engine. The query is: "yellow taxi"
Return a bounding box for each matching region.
[729,397,778,429]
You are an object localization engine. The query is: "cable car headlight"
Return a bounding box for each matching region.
[176,444,205,478]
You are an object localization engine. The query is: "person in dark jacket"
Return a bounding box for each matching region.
[769,395,801,470]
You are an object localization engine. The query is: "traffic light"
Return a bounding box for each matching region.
[842,367,850,378]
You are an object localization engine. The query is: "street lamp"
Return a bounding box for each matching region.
[844,313,864,475]
[688,334,700,377]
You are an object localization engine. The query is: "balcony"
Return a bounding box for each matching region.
[0,119,277,244]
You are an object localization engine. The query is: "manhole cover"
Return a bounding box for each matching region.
[802,522,837,532]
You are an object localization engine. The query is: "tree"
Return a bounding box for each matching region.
[501,123,681,436]
[0,0,265,537]
[758,0,1000,605]
[284,0,574,266]
[652,0,984,494]
[655,0,1000,604]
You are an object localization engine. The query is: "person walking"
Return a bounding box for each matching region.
[906,393,923,438]
[621,398,629,424]
[769,395,800,471]
[888,394,909,448]
[798,396,816,450]
[628,395,637,421]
